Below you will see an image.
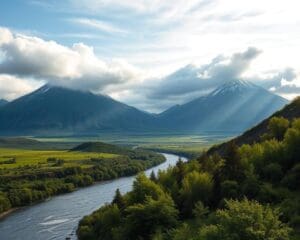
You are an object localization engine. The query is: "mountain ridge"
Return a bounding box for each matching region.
[0,80,289,135]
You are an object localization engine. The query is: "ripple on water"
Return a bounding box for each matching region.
[40,219,69,226]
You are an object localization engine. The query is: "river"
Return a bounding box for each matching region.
[0,153,186,240]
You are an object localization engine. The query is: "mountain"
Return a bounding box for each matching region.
[158,80,288,133]
[0,99,8,107]
[0,85,158,135]
[208,96,300,155]
[0,81,289,136]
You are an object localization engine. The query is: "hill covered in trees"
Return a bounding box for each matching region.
[78,100,300,240]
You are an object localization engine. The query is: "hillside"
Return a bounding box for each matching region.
[158,79,288,132]
[0,137,46,149]
[78,102,300,240]
[0,99,8,107]
[208,96,300,155]
[71,141,131,155]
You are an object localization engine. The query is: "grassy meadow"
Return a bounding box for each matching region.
[0,148,119,169]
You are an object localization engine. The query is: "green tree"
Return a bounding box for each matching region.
[0,192,11,213]
[150,170,157,182]
[128,173,165,204]
[268,116,290,140]
[124,195,178,240]
[112,188,126,210]
[181,171,213,216]
[78,204,121,240]
[199,198,291,240]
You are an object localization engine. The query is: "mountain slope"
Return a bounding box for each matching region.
[0,99,8,107]
[158,80,288,133]
[208,96,300,155]
[0,85,158,135]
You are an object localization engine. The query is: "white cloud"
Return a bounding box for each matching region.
[0,74,42,100]
[0,27,143,93]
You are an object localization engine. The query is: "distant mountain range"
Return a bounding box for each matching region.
[0,80,289,136]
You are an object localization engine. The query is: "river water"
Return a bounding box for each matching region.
[0,153,186,240]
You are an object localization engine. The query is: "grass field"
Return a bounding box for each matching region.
[33,133,234,156]
[0,148,119,169]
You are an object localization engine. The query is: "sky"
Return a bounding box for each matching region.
[0,0,299,112]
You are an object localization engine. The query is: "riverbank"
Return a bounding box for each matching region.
[0,152,166,220]
[0,208,18,220]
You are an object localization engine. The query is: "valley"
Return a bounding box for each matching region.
[0,141,165,216]
[0,2,299,240]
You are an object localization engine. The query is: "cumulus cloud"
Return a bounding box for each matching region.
[0,74,42,100]
[122,47,299,112]
[0,27,142,92]
[147,47,261,99]
[0,26,299,112]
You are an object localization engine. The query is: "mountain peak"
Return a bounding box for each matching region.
[209,79,257,97]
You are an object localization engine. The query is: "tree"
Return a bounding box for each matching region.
[222,141,245,181]
[112,188,126,210]
[268,117,290,141]
[283,122,300,169]
[124,195,178,240]
[220,180,239,199]
[78,204,121,240]
[199,198,291,240]
[0,192,11,213]
[180,171,213,216]
[150,170,157,182]
[128,173,165,204]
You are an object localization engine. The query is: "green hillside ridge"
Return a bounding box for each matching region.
[77,100,300,240]
[71,141,131,155]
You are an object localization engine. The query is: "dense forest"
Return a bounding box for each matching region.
[0,144,165,214]
[78,114,300,240]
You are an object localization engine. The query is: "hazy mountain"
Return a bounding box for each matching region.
[0,99,8,107]
[158,80,289,133]
[0,85,158,135]
[0,81,289,136]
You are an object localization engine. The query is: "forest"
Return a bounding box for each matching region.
[0,145,165,214]
[78,115,300,240]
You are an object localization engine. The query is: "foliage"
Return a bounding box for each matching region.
[78,117,300,240]
[0,146,165,213]
[199,199,291,240]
